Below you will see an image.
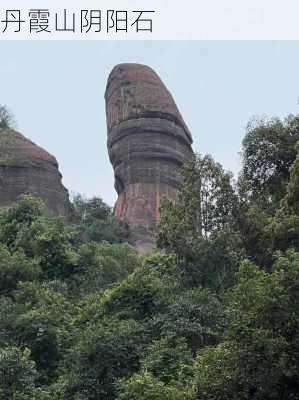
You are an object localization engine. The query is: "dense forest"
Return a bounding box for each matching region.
[0,114,298,399]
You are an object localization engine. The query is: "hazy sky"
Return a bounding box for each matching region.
[1,41,299,206]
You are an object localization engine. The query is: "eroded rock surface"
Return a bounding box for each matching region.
[0,127,71,216]
[105,63,193,254]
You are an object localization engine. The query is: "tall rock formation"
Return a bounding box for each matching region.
[0,127,71,216]
[105,63,193,254]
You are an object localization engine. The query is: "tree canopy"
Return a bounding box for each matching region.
[0,113,298,399]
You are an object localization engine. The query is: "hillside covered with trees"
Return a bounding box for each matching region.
[0,114,298,399]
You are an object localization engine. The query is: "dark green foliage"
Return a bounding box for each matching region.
[86,217,129,243]
[63,318,143,400]
[99,263,179,321]
[266,143,299,252]
[0,246,40,296]
[17,217,80,280]
[1,112,299,399]
[235,202,272,266]
[239,115,299,210]
[0,282,72,383]
[71,242,139,295]
[118,371,194,400]
[0,347,37,399]
[193,252,299,400]
[157,154,241,291]
[157,154,237,252]
[73,194,111,222]
[0,195,44,250]
[72,194,129,244]
[4,281,73,385]
[178,234,241,290]
[236,115,299,265]
[141,334,193,383]
[153,288,223,354]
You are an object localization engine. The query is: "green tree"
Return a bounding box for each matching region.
[0,105,16,129]
[118,371,194,400]
[152,288,223,355]
[63,318,143,400]
[158,154,237,252]
[10,281,73,385]
[99,262,180,322]
[15,216,79,280]
[235,202,272,267]
[267,142,299,252]
[71,242,139,295]
[234,115,299,266]
[0,195,44,250]
[157,155,240,290]
[73,194,112,223]
[239,115,299,212]
[0,347,37,400]
[141,334,193,383]
[72,194,129,244]
[193,252,299,400]
[0,245,40,296]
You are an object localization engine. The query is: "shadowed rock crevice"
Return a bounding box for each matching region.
[105,63,193,254]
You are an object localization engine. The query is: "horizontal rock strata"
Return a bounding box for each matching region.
[105,63,193,254]
[0,127,71,216]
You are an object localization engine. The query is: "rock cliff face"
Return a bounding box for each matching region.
[0,127,71,216]
[105,63,193,254]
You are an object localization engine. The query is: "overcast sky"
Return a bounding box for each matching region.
[1,41,299,206]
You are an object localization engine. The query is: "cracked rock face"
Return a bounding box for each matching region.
[0,127,71,216]
[105,63,193,254]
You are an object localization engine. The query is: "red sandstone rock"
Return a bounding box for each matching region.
[105,63,193,254]
[0,127,71,216]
